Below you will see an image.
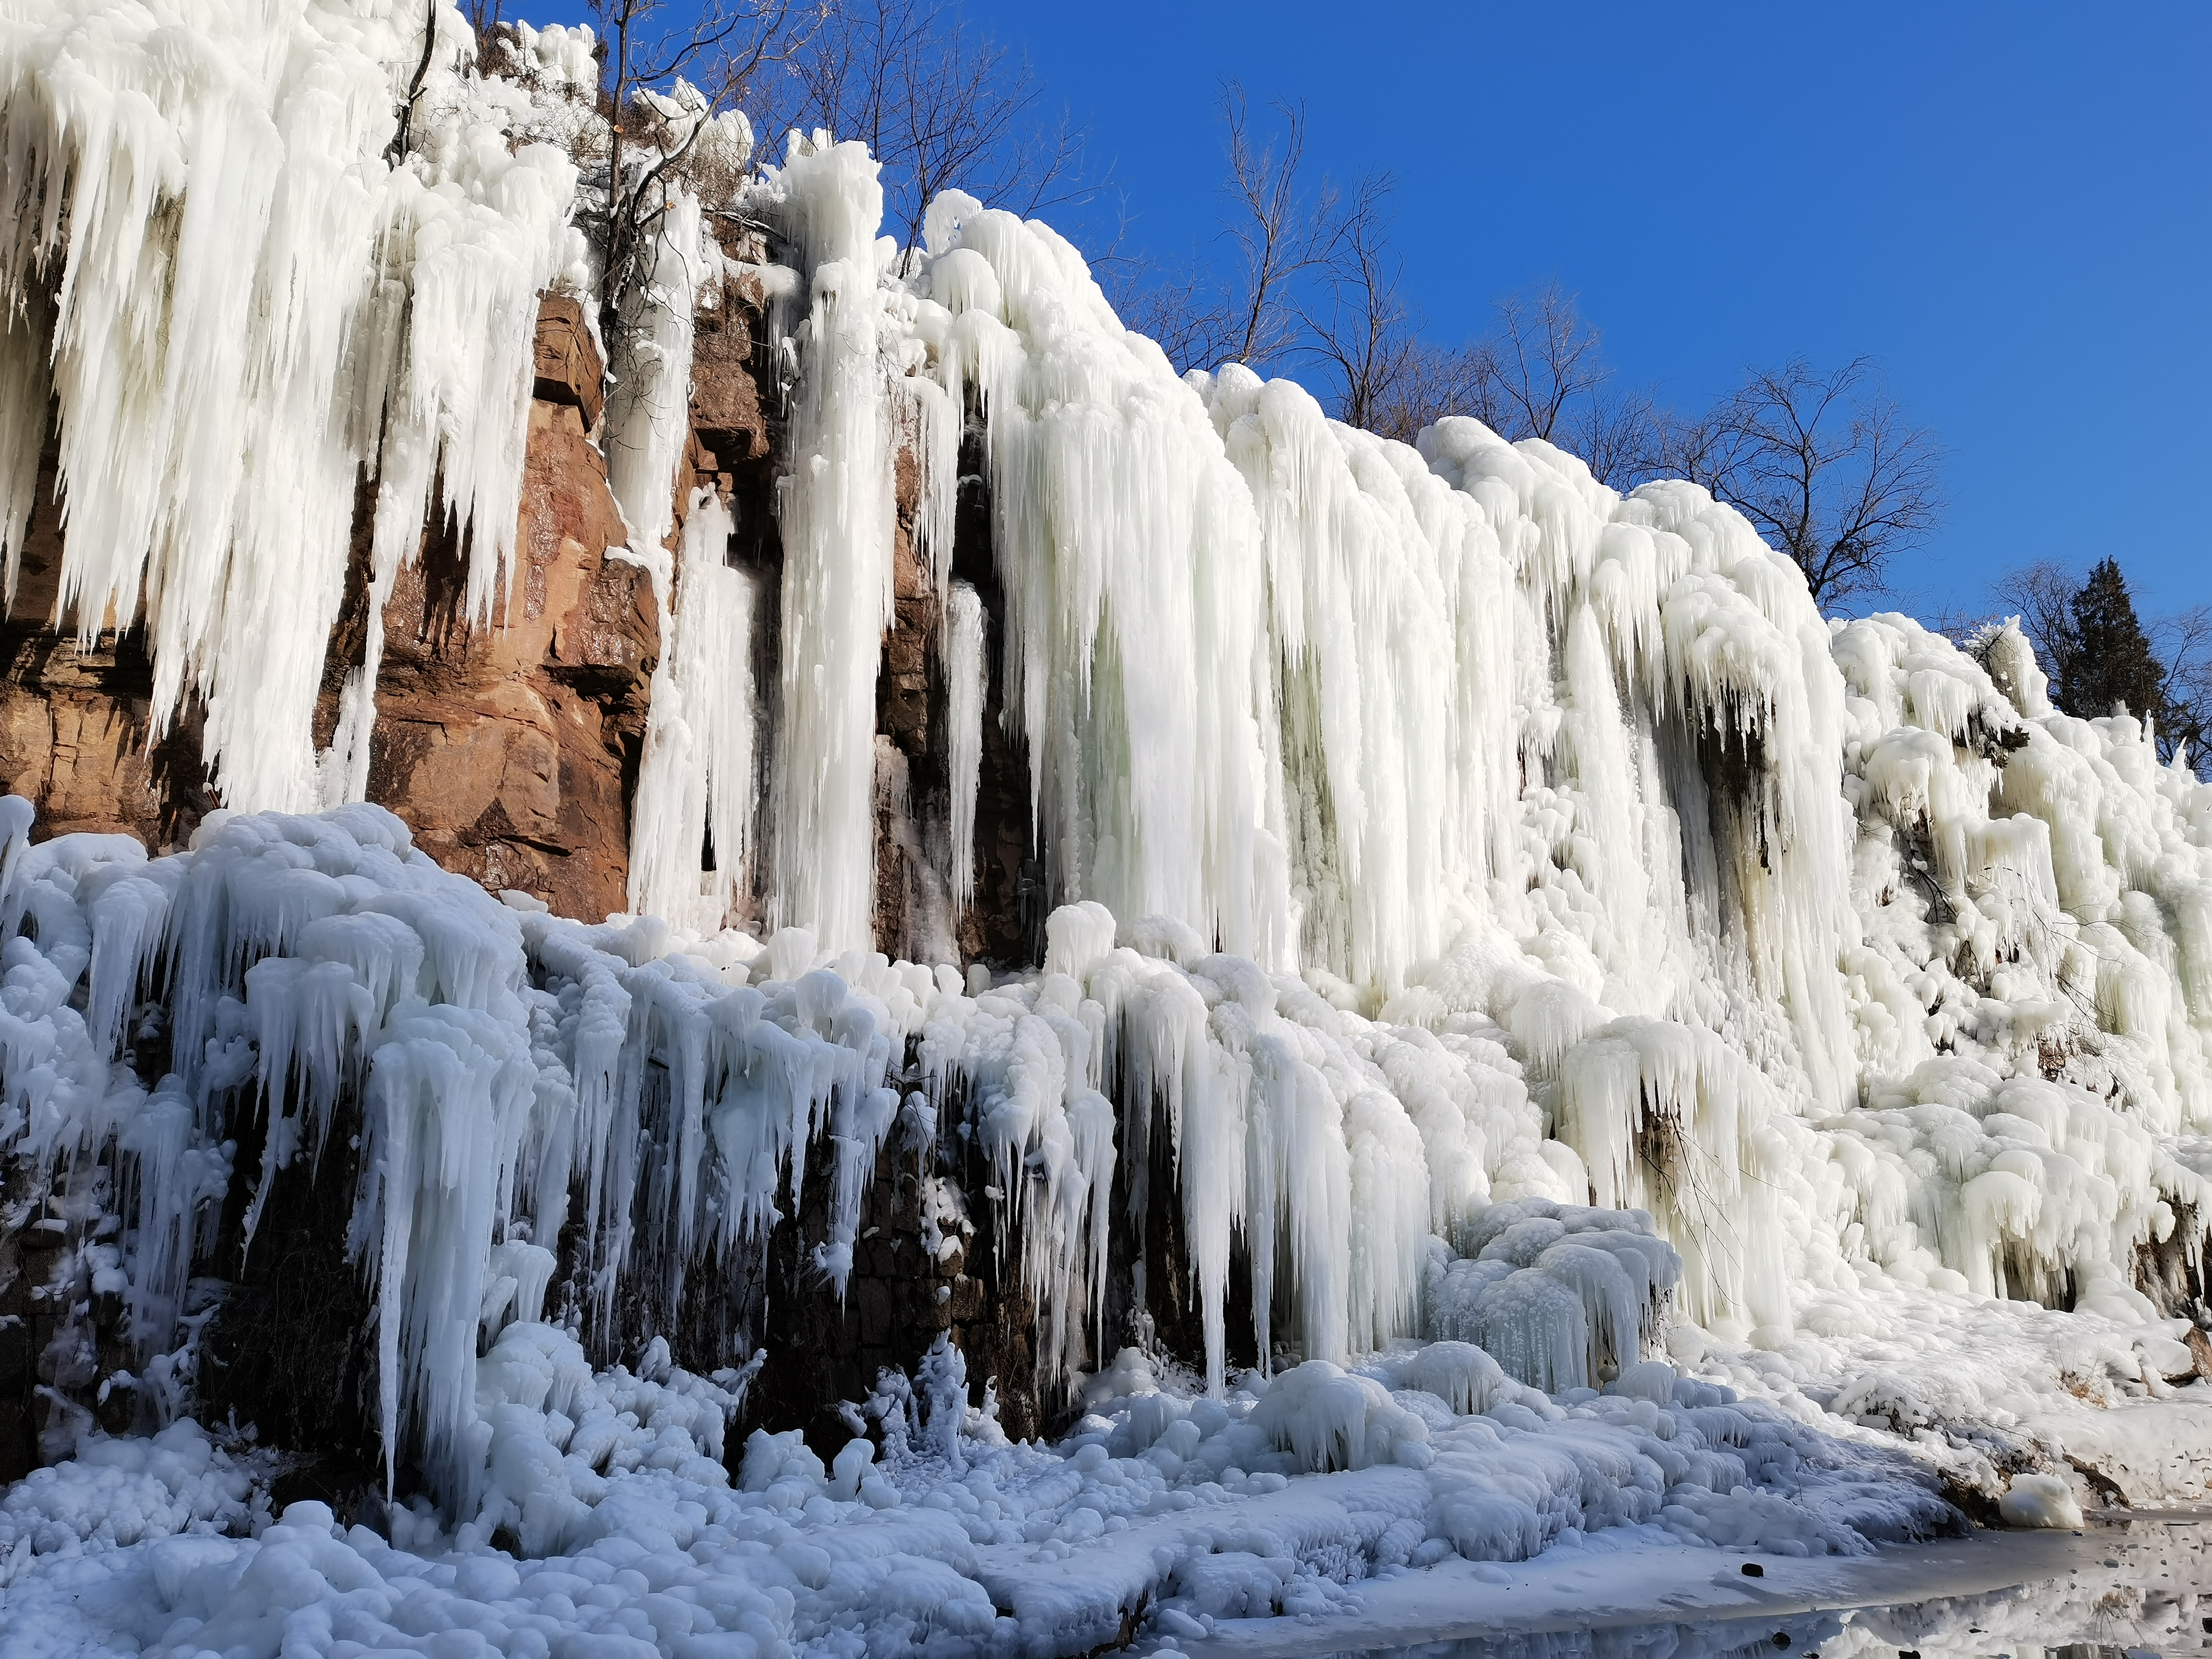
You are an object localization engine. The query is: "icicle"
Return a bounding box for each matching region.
[945,581,988,919]
[630,489,760,929]
[0,0,577,815]
[763,138,897,952]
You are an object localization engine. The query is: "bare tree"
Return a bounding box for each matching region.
[1558,382,1660,488]
[2154,602,2212,773]
[593,0,817,349]
[1648,402,1734,492]
[1298,175,1414,432]
[463,0,505,55]
[762,0,1090,256]
[1102,84,1358,377]
[1216,86,1348,369]
[1099,251,1240,380]
[1368,340,1486,445]
[1995,560,2079,694]
[1391,282,1662,483]
[1469,280,1612,444]
[1684,357,1943,610]
[1353,280,1661,484]
[387,0,440,162]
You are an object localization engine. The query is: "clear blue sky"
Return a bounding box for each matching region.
[530,0,2209,624]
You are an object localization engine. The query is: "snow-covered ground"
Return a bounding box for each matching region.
[3,1347,2211,1659]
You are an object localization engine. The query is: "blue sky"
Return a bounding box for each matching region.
[531,0,2208,624]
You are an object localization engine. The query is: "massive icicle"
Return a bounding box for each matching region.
[761,138,902,952]
[0,0,582,815]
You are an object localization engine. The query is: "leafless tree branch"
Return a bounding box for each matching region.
[1474,279,1610,443]
[1297,173,1415,432]
[591,0,818,360]
[1672,356,1944,608]
[757,0,1096,255]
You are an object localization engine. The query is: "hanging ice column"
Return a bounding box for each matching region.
[761,138,901,952]
[628,491,762,930]
[1198,368,1525,991]
[0,0,579,816]
[912,195,1285,965]
[613,168,763,931]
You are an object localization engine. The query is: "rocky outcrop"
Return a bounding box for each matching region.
[346,457,656,919]
[0,431,216,849]
[0,299,660,924]
[319,296,660,924]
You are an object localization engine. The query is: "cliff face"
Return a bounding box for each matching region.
[0,276,1060,1493]
[0,279,1026,950]
[331,300,661,924]
[0,299,662,925]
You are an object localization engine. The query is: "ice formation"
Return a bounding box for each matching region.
[0,0,586,815]
[11,1,2212,1649]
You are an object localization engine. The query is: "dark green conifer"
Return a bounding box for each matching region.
[2059,558,2168,729]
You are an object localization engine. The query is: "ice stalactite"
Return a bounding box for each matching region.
[944,581,988,919]
[323,50,585,808]
[0,0,582,815]
[603,190,703,558]
[1202,368,1516,992]
[629,489,761,929]
[910,197,1279,966]
[763,138,901,954]
[0,285,51,603]
[3,775,1651,1477]
[0,799,947,1502]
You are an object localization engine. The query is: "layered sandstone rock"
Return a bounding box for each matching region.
[333,314,660,922]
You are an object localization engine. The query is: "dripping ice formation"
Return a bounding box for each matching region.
[0,0,587,817]
[10,0,2212,1642]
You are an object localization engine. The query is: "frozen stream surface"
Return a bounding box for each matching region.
[1171,1511,2212,1659]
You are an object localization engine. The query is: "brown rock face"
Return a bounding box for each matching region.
[0,429,216,848]
[533,295,606,431]
[344,386,659,924]
[0,300,658,921]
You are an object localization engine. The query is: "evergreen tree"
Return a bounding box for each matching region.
[2060,557,2169,729]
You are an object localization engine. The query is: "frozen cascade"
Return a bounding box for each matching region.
[13,6,2212,1621]
[602,183,704,558]
[763,137,903,953]
[0,0,584,816]
[627,489,761,929]
[0,796,1652,1493]
[944,580,989,920]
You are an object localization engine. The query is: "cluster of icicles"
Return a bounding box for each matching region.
[0,796,1677,1506]
[8,0,2212,1508]
[0,0,601,817]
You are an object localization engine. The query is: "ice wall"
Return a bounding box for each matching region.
[0,797,1613,1493]
[7,0,2212,1520]
[839,180,2212,1350]
[0,0,583,814]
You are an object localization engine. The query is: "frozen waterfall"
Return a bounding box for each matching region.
[5,0,2212,1551]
